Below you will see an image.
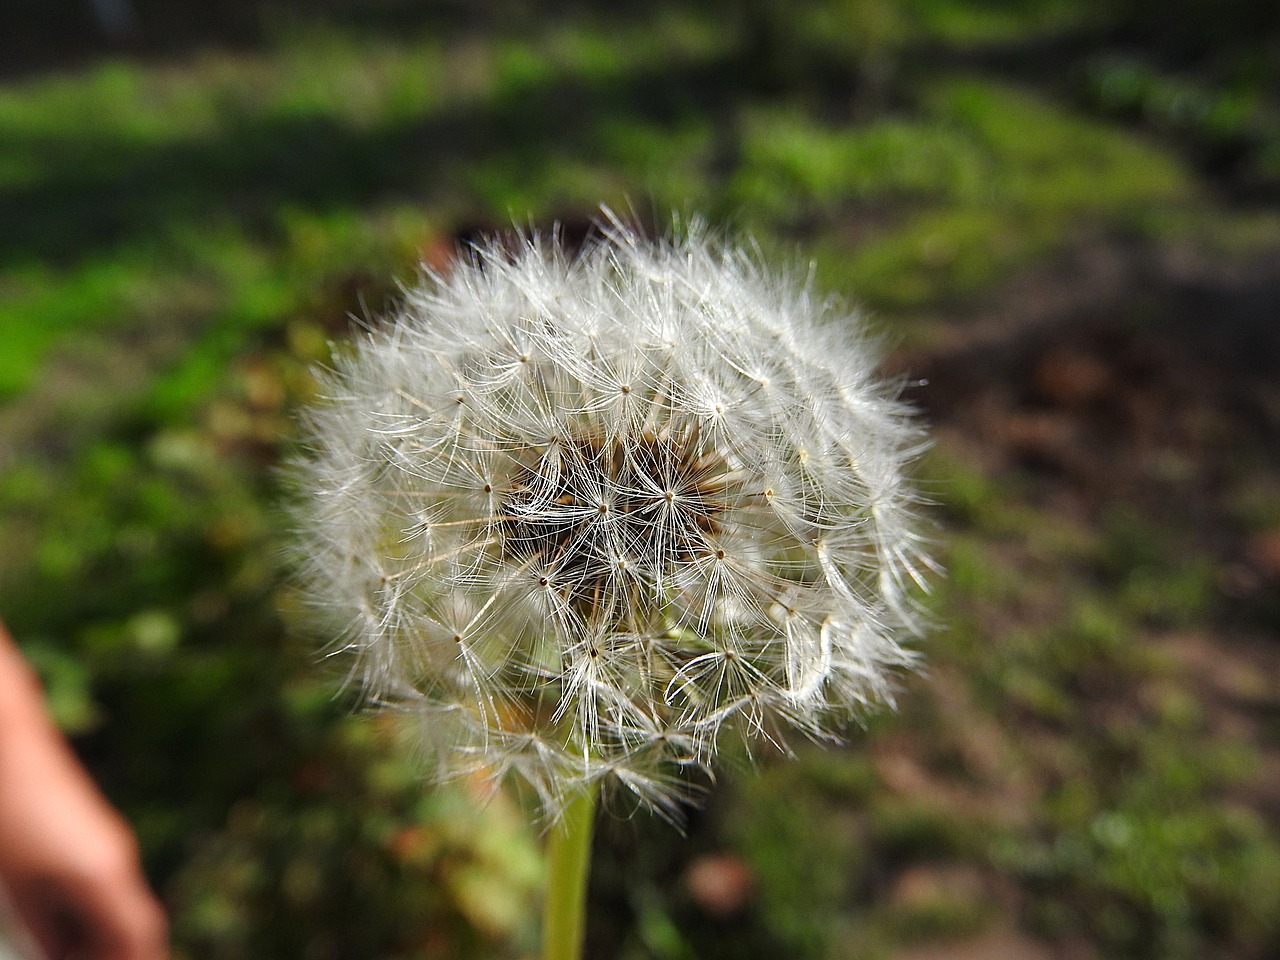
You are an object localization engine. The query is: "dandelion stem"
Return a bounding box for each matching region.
[541,782,598,960]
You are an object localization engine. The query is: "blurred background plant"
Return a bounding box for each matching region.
[0,1,1278,958]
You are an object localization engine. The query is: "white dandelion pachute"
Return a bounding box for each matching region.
[291,220,932,819]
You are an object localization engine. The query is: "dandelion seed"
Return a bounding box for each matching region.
[291,218,931,820]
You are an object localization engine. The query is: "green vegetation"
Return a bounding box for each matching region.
[2,1,1279,958]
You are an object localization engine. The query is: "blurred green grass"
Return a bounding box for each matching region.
[2,1,1279,958]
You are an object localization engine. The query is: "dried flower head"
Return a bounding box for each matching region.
[292,221,930,818]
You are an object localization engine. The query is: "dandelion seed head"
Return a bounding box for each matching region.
[292,220,931,819]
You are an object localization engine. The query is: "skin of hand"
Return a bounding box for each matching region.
[0,625,168,960]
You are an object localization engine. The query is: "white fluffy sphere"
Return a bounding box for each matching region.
[292,222,930,817]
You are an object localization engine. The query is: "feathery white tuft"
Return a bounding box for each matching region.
[291,220,931,819]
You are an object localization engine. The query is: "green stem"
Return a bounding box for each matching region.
[541,783,599,960]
